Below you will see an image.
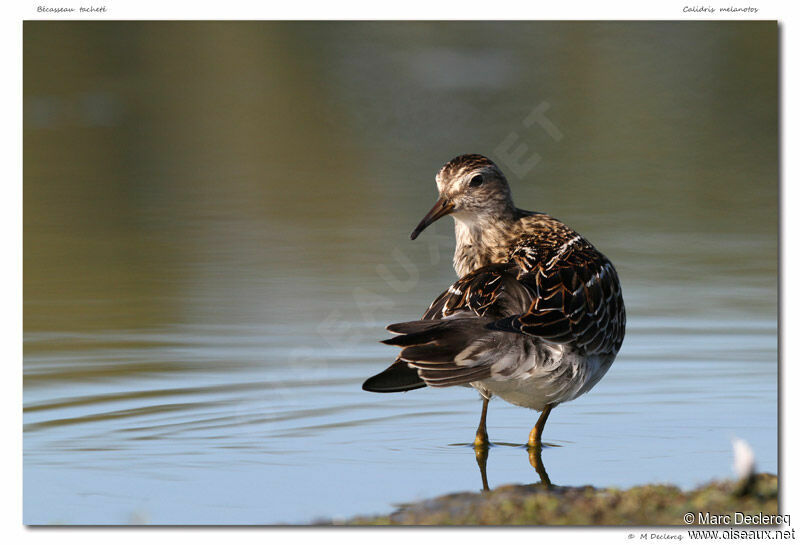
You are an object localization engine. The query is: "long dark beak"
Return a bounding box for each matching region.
[410,197,454,240]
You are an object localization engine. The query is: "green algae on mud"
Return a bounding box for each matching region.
[343,473,778,525]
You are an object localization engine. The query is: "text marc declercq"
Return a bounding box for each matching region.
[695,512,789,525]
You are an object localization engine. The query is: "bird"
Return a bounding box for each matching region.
[362,154,625,449]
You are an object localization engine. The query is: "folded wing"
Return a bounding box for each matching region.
[365,228,625,392]
[492,234,626,356]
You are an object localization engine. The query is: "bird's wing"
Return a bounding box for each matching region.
[378,231,625,390]
[420,263,531,321]
[491,234,626,355]
[381,264,534,387]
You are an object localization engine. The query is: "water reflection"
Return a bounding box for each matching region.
[474,444,553,492]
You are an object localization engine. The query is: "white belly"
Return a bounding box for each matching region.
[471,345,616,412]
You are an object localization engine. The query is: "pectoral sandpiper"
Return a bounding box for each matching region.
[363,154,625,449]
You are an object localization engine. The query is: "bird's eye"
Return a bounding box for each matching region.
[469,175,484,188]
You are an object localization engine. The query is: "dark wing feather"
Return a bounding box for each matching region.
[492,232,626,356]
[375,266,533,388]
[421,263,532,321]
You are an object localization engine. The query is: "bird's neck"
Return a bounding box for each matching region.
[452,208,519,278]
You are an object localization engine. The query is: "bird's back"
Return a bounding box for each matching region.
[364,210,626,397]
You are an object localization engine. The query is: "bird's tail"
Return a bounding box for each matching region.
[378,317,502,387]
[362,359,426,392]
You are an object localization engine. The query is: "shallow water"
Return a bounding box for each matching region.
[23,21,777,524]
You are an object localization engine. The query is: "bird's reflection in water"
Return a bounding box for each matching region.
[473,443,553,491]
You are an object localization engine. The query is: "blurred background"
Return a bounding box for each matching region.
[23,21,777,524]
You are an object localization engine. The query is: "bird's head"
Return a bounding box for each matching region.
[410,154,514,240]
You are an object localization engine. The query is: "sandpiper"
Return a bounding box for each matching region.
[363,154,625,448]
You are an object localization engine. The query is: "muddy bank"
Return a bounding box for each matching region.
[343,473,777,525]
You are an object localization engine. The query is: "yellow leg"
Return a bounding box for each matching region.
[473,396,490,447]
[527,403,553,447]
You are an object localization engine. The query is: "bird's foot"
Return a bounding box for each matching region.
[473,431,490,448]
[526,428,543,449]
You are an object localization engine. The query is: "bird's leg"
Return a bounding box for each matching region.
[473,396,491,491]
[473,396,490,447]
[527,403,553,448]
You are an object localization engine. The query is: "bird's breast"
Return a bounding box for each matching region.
[452,217,523,277]
[453,238,513,278]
